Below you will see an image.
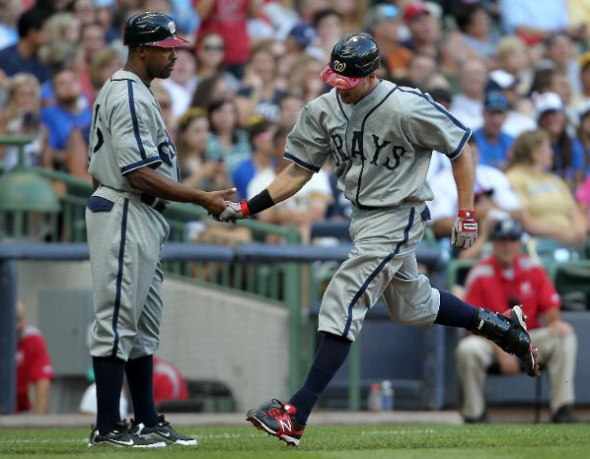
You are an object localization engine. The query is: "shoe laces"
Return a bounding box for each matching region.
[268,399,296,417]
[156,415,170,428]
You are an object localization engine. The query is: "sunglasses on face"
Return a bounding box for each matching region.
[204,44,224,51]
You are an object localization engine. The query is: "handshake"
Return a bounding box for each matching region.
[216,200,250,223]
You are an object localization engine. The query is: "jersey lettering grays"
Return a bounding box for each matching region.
[88,70,179,191]
[285,80,471,208]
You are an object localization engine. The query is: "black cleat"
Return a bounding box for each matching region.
[131,415,197,446]
[246,399,305,447]
[88,420,166,448]
[471,305,540,377]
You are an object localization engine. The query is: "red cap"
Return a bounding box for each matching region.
[149,35,189,48]
[403,2,430,23]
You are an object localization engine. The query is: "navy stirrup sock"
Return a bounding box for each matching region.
[93,356,125,435]
[125,355,158,427]
[289,333,351,424]
[435,290,478,328]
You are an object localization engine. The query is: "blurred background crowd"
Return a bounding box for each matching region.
[2,0,590,254]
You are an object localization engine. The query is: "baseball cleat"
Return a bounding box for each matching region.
[246,399,305,447]
[88,420,166,448]
[470,305,540,377]
[130,415,197,446]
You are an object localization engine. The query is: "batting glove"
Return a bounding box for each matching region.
[451,209,478,249]
[218,200,250,223]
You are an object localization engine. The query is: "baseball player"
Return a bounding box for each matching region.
[86,12,234,448]
[218,33,540,446]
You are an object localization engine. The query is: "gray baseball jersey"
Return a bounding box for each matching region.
[286,80,471,340]
[86,69,177,360]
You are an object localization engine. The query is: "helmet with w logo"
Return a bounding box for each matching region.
[320,33,380,89]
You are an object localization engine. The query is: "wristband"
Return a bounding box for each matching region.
[246,189,275,216]
[240,199,251,218]
[458,209,475,218]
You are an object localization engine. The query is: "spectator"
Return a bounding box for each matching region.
[331,0,368,34]
[305,8,343,62]
[499,0,584,46]
[160,46,199,121]
[572,51,590,109]
[0,8,51,83]
[450,2,498,63]
[494,35,533,97]
[235,40,288,125]
[473,89,514,170]
[505,129,587,247]
[151,83,177,137]
[152,356,190,405]
[0,0,25,50]
[177,107,231,192]
[232,116,275,199]
[364,4,412,79]
[487,69,536,138]
[576,101,590,173]
[456,217,578,423]
[194,32,240,93]
[39,67,92,174]
[405,53,436,91]
[195,0,262,79]
[205,98,252,175]
[286,53,325,102]
[400,2,443,65]
[16,300,54,414]
[449,58,488,130]
[0,72,43,171]
[539,32,581,98]
[88,46,123,103]
[535,91,585,188]
[277,92,304,130]
[190,74,236,110]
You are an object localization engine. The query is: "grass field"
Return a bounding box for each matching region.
[0,424,589,459]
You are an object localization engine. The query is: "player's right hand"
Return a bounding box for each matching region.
[218,200,248,223]
[451,210,478,249]
[203,188,236,218]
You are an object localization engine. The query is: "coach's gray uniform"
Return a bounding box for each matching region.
[286,80,471,340]
[86,70,179,360]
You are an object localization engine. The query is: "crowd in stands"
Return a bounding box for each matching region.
[2,0,590,251]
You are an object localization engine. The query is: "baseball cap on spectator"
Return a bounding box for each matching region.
[484,90,509,112]
[404,2,430,23]
[365,4,399,30]
[287,23,316,49]
[488,69,518,90]
[489,218,523,241]
[534,91,563,120]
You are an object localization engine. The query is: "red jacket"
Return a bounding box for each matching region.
[17,325,54,412]
[465,254,560,329]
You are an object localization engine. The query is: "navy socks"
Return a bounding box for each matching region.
[125,355,158,427]
[434,290,478,328]
[290,333,351,424]
[93,356,125,435]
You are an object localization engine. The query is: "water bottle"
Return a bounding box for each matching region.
[368,382,382,412]
[381,380,394,411]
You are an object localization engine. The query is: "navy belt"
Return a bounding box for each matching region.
[140,194,168,213]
